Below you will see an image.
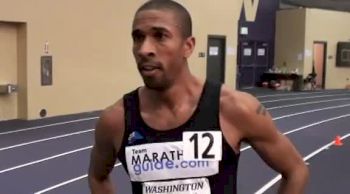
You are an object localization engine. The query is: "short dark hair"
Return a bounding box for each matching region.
[135,0,192,38]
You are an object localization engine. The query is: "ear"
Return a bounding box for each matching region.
[183,36,195,58]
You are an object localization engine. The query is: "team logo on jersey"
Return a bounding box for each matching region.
[125,141,219,182]
[128,131,144,144]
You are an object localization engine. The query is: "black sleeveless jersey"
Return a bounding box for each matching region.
[118,80,240,194]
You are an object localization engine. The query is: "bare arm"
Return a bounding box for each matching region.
[88,100,125,194]
[222,89,309,194]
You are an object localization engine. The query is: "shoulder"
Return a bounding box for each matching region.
[220,84,260,119]
[96,88,140,137]
[95,98,125,141]
[219,85,272,139]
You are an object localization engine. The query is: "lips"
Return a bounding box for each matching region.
[138,61,161,71]
[138,62,161,76]
[141,65,159,71]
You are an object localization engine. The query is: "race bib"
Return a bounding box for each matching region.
[125,142,219,182]
[183,131,222,161]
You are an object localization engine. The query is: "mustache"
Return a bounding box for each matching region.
[137,57,162,69]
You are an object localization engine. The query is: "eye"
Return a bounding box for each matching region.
[154,31,166,41]
[132,32,145,43]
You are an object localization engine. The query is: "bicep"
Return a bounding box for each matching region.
[89,104,124,180]
[222,91,304,177]
[249,131,304,175]
[89,141,117,180]
[241,95,303,174]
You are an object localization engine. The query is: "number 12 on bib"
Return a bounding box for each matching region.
[183,131,222,161]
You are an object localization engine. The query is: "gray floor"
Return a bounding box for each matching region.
[0,89,349,194]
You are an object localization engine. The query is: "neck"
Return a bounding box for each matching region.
[142,70,203,110]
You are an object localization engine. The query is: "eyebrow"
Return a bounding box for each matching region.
[131,29,142,37]
[132,26,171,36]
[151,26,170,33]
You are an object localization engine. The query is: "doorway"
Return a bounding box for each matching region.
[0,22,18,120]
[206,36,226,83]
[237,40,269,89]
[313,41,327,89]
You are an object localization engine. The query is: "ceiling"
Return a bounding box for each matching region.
[281,0,350,12]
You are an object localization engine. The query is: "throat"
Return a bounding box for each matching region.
[139,78,205,130]
[141,103,198,131]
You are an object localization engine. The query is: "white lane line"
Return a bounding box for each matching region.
[261,94,350,103]
[240,145,252,152]
[34,163,123,194]
[4,103,347,156]
[267,98,350,110]
[273,104,350,120]
[0,129,94,152]
[283,114,350,135]
[34,175,88,194]
[240,114,350,151]
[257,91,326,98]
[0,146,92,174]
[1,93,348,136]
[28,114,350,192]
[303,133,350,161]
[0,117,98,136]
[255,133,350,194]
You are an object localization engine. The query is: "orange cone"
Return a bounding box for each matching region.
[334,135,343,146]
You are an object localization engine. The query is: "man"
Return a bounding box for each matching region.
[88,0,309,194]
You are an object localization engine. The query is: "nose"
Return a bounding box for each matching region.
[136,37,155,57]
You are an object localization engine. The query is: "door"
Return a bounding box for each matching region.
[255,42,269,84]
[313,42,327,89]
[0,22,18,120]
[237,40,269,88]
[206,36,226,83]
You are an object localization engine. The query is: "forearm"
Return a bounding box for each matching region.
[278,165,309,194]
[89,176,115,194]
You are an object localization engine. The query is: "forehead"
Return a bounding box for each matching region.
[132,9,180,32]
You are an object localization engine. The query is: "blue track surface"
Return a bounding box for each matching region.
[0,89,349,194]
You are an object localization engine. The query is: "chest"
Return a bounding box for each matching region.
[140,105,197,130]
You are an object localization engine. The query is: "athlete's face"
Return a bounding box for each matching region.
[132,9,194,90]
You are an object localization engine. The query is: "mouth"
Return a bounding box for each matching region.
[138,63,161,76]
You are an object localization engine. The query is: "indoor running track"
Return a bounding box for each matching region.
[0,89,349,194]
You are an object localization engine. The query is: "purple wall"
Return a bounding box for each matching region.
[238,0,279,67]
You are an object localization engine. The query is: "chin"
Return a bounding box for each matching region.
[143,78,169,91]
[144,82,167,91]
